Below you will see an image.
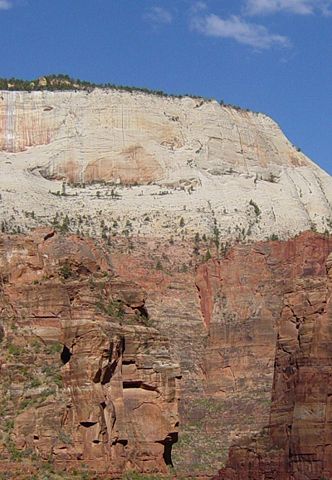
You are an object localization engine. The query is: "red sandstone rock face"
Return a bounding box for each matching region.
[0,230,180,476]
[0,230,331,479]
[212,233,332,480]
[106,232,332,478]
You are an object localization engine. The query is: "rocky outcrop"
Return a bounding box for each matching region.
[212,234,332,480]
[108,231,332,477]
[0,230,180,476]
[1,84,332,479]
[0,90,312,174]
[0,227,331,479]
[0,89,331,241]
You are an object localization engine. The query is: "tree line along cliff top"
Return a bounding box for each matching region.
[0,73,255,113]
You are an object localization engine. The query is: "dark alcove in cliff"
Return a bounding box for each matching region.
[61,345,72,364]
[159,432,178,467]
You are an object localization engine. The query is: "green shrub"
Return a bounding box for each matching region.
[7,343,22,356]
[249,199,261,217]
[96,299,125,319]
[28,377,42,388]
[46,342,63,354]
[59,262,72,279]
[58,430,72,445]
[269,233,279,241]
[60,215,70,233]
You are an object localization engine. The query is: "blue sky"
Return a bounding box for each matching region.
[0,0,331,175]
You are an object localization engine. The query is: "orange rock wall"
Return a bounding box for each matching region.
[109,232,332,477]
[0,230,180,476]
[213,234,332,480]
[0,230,331,479]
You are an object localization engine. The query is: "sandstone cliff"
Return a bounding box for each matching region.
[87,230,332,478]
[214,236,332,480]
[0,229,331,479]
[0,230,180,477]
[0,89,331,241]
[0,84,332,480]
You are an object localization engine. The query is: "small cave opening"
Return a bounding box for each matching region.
[80,421,97,428]
[0,324,4,343]
[122,381,157,391]
[159,432,178,468]
[61,345,72,365]
[122,359,135,365]
[123,380,142,389]
[115,336,125,355]
[77,265,91,276]
[43,230,55,241]
[117,439,128,446]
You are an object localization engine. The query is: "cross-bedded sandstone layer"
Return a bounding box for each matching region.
[0,89,331,241]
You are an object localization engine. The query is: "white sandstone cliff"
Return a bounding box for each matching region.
[0,88,331,240]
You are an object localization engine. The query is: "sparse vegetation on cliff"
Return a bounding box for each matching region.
[0,73,205,98]
[0,74,258,111]
[249,199,261,218]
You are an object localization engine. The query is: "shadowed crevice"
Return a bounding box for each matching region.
[61,345,72,364]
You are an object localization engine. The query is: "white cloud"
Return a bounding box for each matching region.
[245,0,332,16]
[190,2,208,14]
[191,14,289,49]
[143,6,173,26]
[0,0,12,10]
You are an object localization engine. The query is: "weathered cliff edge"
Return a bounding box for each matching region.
[0,230,180,476]
[0,89,331,241]
[0,230,331,479]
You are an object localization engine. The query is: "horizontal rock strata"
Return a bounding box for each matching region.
[107,231,332,477]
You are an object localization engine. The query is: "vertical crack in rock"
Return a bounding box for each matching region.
[159,432,178,467]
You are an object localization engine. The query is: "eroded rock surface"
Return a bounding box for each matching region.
[108,231,332,477]
[0,89,331,241]
[0,229,180,475]
[1,228,332,480]
[212,234,332,480]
